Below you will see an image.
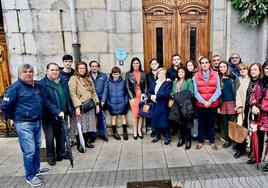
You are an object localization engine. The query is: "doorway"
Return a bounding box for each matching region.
[143,0,211,71]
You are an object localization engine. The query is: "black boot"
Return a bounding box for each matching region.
[185,139,192,150]
[112,126,121,140]
[84,133,94,148]
[76,135,84,153]
[122,124,128,140]
[177,137,185,147]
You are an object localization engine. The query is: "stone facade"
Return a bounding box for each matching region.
[1,0,267,80]
[1,0,144,80]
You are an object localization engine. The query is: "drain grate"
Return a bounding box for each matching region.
[127,179,173,188]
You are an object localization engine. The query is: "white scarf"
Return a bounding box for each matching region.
[155,78,165,95]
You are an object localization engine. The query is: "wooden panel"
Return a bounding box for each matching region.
[0,43,11,97]
[143,0,210,70]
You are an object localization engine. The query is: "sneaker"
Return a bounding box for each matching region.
[36,168,49,176]
[26,176,42,187]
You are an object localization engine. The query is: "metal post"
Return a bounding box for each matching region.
[69,0,81,63]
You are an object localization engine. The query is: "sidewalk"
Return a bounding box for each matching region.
[0,136,268,187]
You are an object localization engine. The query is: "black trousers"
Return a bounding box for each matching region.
[179,120,193,141]
[43,121,65,161]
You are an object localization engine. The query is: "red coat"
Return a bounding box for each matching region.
[250,82,268,132]
[195,68,219,107]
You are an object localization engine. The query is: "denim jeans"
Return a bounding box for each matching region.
[97,107,107,137]
[15,121,42,181]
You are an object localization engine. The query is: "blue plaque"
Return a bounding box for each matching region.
[115,49,127,65]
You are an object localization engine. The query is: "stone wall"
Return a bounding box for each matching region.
[210,0,227,59]
[226,1,267,64]
[1,0,144,80]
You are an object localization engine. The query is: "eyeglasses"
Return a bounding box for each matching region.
[200,61,209,64]
[231,56,239,59]
[239,68,247,71]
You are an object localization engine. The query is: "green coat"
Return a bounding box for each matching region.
[171,78,194,96]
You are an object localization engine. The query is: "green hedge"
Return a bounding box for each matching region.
[230,0,268,27]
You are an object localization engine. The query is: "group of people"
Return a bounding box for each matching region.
[1,53,268,187]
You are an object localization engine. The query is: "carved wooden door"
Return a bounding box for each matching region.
[143,0,210,71]
[178,2,210,64]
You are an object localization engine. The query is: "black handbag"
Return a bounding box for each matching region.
[80,98,96,113]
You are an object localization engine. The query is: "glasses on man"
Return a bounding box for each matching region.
[231,56,239,59]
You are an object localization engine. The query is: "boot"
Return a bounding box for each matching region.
[84,133,94,148]
[185,139,192,150]
[177,137,185,147]
[122,124,128,140]
[76,135,84,153]
[112,126,121,140]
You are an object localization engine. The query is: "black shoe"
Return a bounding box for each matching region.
[234,150,242,158]
[177,138,185,147]
[100,136,109,142]
[247,158,256,164]
[222,141,232,148]
[185,140,192,150]
[113,132,121,140]
[56,154,68,161]
[85,142,95,148]
[77,144,85,153]
[152,137,161,143]
[48,160,56,166]
[138,133,144,139]
[248,151,253,159]
[150,131,156,138]
[133,135,138,140]
[263,164,268,172]
[123,132,128,140]
[192,136,198,141]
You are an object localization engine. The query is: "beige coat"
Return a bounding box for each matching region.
[68,75,99,108]
[236,76,250,122]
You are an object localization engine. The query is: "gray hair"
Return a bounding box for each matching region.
[18,64,34,75]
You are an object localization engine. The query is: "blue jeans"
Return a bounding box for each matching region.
[15,121,42,181]
[97,107,107,137]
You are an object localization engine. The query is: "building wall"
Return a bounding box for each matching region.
[1,0,267,82]
[1,0,144,80]
[226,1,268,63]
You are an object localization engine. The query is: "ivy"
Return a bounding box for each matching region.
[230,0,268,27]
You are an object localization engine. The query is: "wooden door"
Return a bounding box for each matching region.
[0,43,11,97]
[143,0,210,71]
[178,3,210,64]
[143,2,176,71]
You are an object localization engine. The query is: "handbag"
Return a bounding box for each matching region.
[80,98,96,113]
[168,99,174,108]
[139,100,154,118]
[228,114,248,143]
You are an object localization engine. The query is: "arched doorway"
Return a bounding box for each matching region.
[143,0,211,71]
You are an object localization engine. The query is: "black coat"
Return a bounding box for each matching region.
[125,71,147,99]
[169,90,195,126]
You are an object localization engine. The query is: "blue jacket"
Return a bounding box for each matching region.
[90,71,108,101]
[102,76,129,114]
[228,57,242,78]
[39,76,71,122]
[147,79,172,128]
[0,79,45,122]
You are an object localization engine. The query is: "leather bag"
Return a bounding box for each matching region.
[228,114,248,143]
[168,99,174,108]
[80,98,96,113]
[139,101,154,118]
